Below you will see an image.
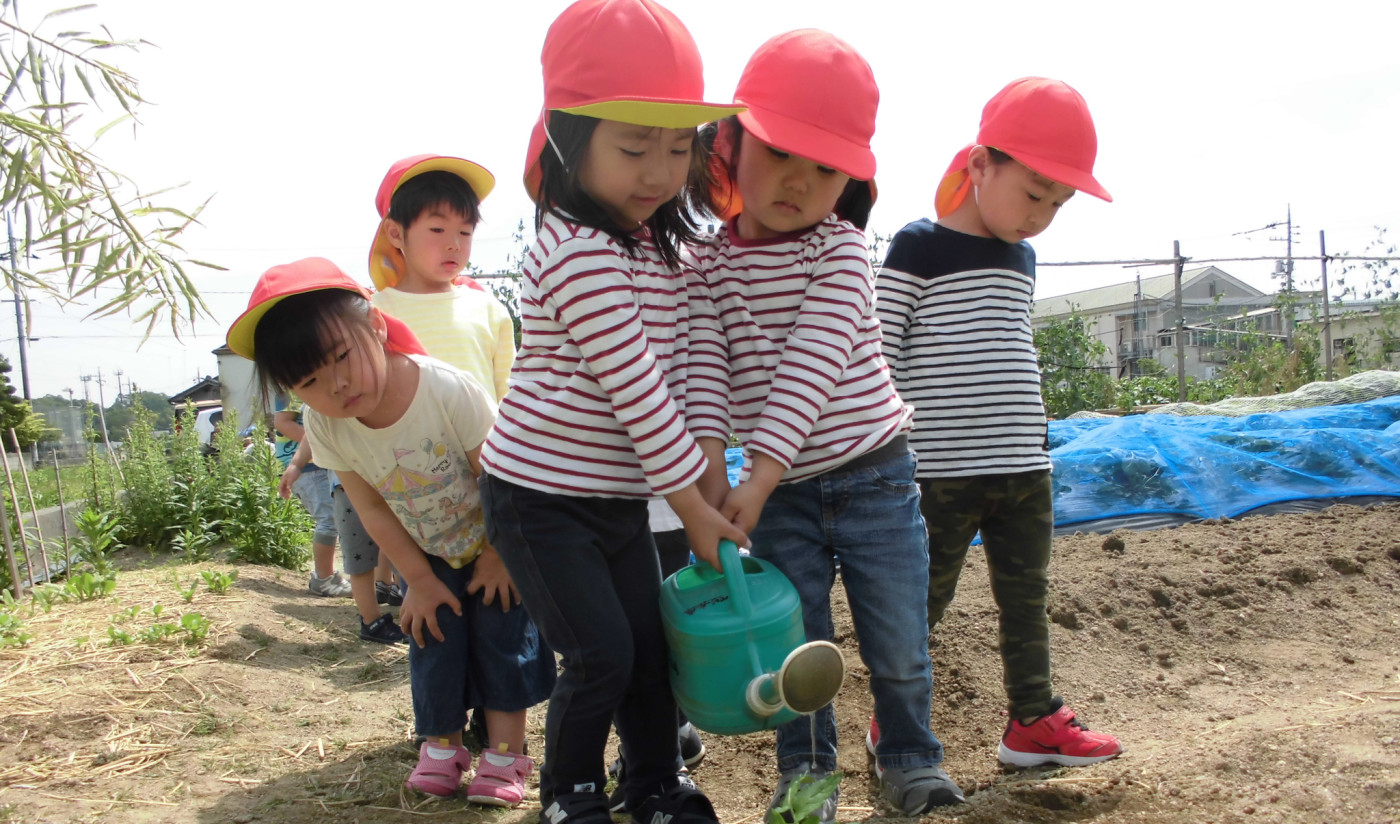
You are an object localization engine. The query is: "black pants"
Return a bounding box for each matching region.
[481,474,680,809]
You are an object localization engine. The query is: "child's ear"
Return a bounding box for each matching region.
[369,306,389,345]
[384,218,407,250]
[966,145,992,186]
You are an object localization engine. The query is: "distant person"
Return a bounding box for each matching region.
[229,258,553,806]
[281,443,405,645]
[366,152,529,747]
[688,30,961,820]
[272,395,350,598]
[874,77,1124,770]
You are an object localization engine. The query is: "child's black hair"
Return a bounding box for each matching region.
[252,289,379,413]
[534,110,706,269]
[985,146,1015,166]
[690,116,872,231]
[387,170,482,229]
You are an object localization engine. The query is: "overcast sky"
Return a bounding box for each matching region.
[4,0,1399,401]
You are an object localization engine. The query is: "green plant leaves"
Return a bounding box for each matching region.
[767,771,841,824]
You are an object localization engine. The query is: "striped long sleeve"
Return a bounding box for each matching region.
[874,218,1051,479]
[480,214,705,497]
[693,218,911,483]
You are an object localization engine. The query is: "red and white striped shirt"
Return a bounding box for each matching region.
[689,217,912,484]
[480,213,707,498]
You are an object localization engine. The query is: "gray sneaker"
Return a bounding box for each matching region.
[767,765,837,824]
[876,764,964,815]
[308,572,352,597]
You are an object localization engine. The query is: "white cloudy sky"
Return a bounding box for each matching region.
[4,0,1399,400]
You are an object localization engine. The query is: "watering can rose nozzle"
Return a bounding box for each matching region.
[660,539,848,733]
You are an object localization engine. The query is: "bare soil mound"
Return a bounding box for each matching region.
[1,503,1398,823]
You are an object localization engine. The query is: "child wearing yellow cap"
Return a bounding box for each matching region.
[873,77,1123,772]
[687,28,962,820]
[367,154,515,403]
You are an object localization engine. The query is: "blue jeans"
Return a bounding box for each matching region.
[749,449,944,772]
[291,466,336,547]
[480,474,679,809]
[409,553,556,737]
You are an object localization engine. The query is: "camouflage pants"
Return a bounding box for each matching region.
[920,469,1054,719]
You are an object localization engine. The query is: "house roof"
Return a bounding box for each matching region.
[1033,266,1266,318]
[168,376,221,406]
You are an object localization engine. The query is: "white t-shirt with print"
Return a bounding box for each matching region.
[305,355,497,568]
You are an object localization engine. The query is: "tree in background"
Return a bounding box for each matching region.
[1034,310,1116,419]
[1,2,218,336]
[96,390,174,438]
[0,357,50,450]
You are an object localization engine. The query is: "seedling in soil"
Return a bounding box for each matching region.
[768,771,842,824]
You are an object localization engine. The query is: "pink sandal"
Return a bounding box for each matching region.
[466,745,533,807]
[406,740,473,797]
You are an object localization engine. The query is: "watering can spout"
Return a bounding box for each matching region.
[660,540,848,734]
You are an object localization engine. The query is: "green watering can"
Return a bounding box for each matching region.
[660,540,846,735]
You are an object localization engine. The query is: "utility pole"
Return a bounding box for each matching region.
[1320,230,1333,381]
[1269,204,1299,348]
[5,213,31,400]
[80,374,93,461]
[94,368,112,447]
[114,369,124,404]
[1174,241,1186,402]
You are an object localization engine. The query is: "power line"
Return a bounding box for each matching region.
[1040,254,1396,268]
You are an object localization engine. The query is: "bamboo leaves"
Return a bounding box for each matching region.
[1,3,219,338]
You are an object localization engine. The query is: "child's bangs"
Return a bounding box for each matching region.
[254,290,374,391]
[389,171,482,227]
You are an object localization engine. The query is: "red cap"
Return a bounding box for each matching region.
[936,77,1111,218]
[226,257,427,361]
[734,29,878,182]
[523,0,743,201]
[369,155,495,290]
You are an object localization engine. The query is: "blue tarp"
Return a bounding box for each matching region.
[725,395,1400,534]
[1048,396,1400,530]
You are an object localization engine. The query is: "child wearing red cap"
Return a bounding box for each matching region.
[226,259,555,806]
[475,3,746,824]
[874,77,1124,771]
[687,29,963,821]
[368,153,552,789]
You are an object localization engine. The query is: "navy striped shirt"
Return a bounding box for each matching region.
[874,219,1050,479]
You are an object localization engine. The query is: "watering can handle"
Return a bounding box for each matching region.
[718,539,753,619]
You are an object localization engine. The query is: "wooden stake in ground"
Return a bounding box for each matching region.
[0,484,19,597]
[0,452,32,590]
[51,451,71,576]
[12,429,49,580]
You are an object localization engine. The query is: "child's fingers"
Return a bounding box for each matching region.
[407,614,429,649]
[424,609,447,644]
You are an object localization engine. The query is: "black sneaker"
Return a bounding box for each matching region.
[359,614,406,645]
[608,761,695,813]
[629,782,717,824]
[540,791,612,824]
[376,580,404,606]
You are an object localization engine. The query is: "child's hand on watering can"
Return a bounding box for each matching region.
[722,453,784,533]
[666,484,747,571]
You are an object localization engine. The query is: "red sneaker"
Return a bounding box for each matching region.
[998,698,1123,768]
[865,715,880,756]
